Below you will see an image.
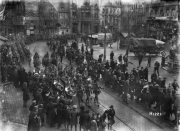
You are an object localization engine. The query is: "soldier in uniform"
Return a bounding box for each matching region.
[76,84,84,106]
[93,83,102,105]
[85,83,91,106]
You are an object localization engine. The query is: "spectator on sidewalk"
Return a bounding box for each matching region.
[90,114,98,131]
[27,106,41,131]
[78,106,85,131]
[57,103,63,128]
[110,51,114,60]
[82,110,91,131]
[147,55,151,67]
[22,82,30,108]
[118,54,122,64]
[144,66,148,82]
[107,105,115,130]
[91,48,94,58]
[70,105,78,131]
[138,52,143,67]
[81,44,84,54]
[154,60,160,76]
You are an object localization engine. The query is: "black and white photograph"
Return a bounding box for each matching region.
[0,0,180,131]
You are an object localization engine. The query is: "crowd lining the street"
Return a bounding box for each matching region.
[0,37,179,131]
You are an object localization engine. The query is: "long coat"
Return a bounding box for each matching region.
[82,112,91,130]
[61,108,70,125]
[46,102,57,125]
[22,87,30,101]
[78,110,85,125]
[70,110,78,125]
[27,112,41,131]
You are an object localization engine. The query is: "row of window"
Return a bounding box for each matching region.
[13,16,24,25]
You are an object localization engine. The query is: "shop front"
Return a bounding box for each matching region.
[147,17,178,42]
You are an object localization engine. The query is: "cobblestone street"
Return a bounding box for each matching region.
[0,41,179,131]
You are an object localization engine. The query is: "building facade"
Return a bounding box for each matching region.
[120,4,130,34]
[25,0,40,36]
[146,1,179,41]
[70,1,100,35]
[100,1,122,33]
[2,0,25,36]
[39,0,58,38]
[129,2,147,37]
[57,1,71,35]
[78,1,100,34]
[70,2,78,34]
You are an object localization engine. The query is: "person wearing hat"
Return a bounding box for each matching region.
[46,97,58,127]
[172,79,179,91]
[82,110,91,131]
[144,66,148,82]
[34,88,43,105]
[27,105,41,131]
[107,105,115,130]
[38,104,45,126]
[151,71,158,83]
[138,52,144,67]
[139,67,144,80]
[154,60,160,76]
[70,105,78,131]
[29,100,37,112]
[147,54,151,67]
[57,103,64,128]
[61,105,70,131]
[22,82,30,108]
[90,113,98,131]
[161,77,166,88]
[78,106,85,131]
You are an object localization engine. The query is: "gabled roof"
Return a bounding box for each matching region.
[48,0,58,11]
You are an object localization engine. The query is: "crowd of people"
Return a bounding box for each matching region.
[1,37,179,131]
[1,39,115,131]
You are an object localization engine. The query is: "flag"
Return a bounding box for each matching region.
[0,5,5,21]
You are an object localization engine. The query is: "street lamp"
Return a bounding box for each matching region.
[103,25,108,62]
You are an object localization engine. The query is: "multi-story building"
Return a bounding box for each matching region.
[2,0,25,36]
[146,1,179,41]
[25,0,40,36]
[57,0,71,35]
[120,4,132,34]
[70,0,100,34]
[39,0,58,38]
[130,2,147,37]
[100,1,122,33]
[70,2,78,34]
[78,1,100,34]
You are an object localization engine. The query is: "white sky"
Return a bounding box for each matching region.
[0,0,159,6]
[49,0,157,6]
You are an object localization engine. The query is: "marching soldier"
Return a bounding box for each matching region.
[85,83,91,106]
[76,84,84,106]
[93,83,102,105]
